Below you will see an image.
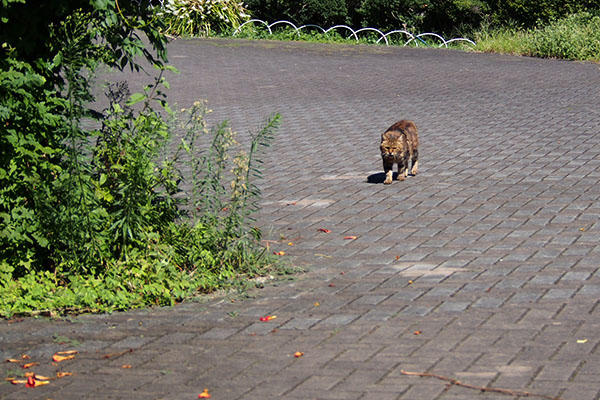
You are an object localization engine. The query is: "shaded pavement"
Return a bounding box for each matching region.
[2,38,600,399]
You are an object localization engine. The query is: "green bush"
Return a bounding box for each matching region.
[486,0,599,28]
[0,1,286,317]
[160,0,251,36]
[244,0,350,27]
[357,0,431,32]
[528,12,600,61]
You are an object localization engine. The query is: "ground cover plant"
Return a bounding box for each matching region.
[0,1,288,318]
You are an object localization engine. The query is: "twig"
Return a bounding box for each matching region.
[400,370,564,400]
[102,349,134,359]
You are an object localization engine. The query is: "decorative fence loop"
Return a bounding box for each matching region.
[233,19,476,47]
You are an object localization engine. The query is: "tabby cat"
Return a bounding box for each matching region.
[380,120,419,184]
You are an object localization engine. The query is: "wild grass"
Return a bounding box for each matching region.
[472,12,600,61]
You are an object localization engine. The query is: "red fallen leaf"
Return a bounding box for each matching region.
[328,283,336,287]
[198,388,211,398]
[294,351,304,358]
[413,330,422,335]
[273,251,285,256]
[395,255,400,260]
[287,202,297,206]
[343,236,358,240]
[22,362,39,369]
[318,228,331,233]
[259,315,277,322]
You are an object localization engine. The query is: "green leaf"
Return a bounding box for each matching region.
[126,92,146,106]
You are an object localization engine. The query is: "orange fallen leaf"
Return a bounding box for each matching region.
[294,351,304,358]
[6,359,23,363]
[408,280,413,284]
[8,379,28,385]
[198,388,211,398]
[26,375,49,388]
[395,255,400,260]
[56,372,72,378]
[318,228,331,233]
[52,354,75,362]
[122,364,132,369]
[55,350,78,355]
[21,354,31,360]
[343,236,358,240]
[259,315,277,322]
[413,330,422,335]
[273,251,285,256]
[287,202,297,206]
[314,302,320,307]
[22,362,39,369]
[29,374,51,381]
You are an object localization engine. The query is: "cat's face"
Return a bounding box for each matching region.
[380,136,405,160]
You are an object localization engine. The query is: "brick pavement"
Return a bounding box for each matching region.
[2,38,600,399]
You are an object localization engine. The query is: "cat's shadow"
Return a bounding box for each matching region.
[367,172,414,184]
[367,172,394,184]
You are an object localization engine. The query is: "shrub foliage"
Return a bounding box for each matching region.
[0,1,283,317]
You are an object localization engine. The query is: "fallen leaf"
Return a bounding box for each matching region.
[328,283,336,287]
[413,330,422,335]
[395,255,400,260]
[287,242,294,246]
[580,228,586,232]
[22,362,39,369]
[318,228,331,233]
[259,315,277,322]
[577,339,588,344]
[56,372,72,378]
[343,236,358,240]
[273,251,285,256]
[8,379,28,385]
[294,351,304,358]
[6,359,23,363]
[198,388,211,398]
[52,354,75,363]
[30,374,51,381]
[287,202,297,206]
[122,364,132,369]
[21,355,31,360]
[314,302,320,307]
[408,280,413,284]
[55,350,78,355]
[26,375,49,388]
